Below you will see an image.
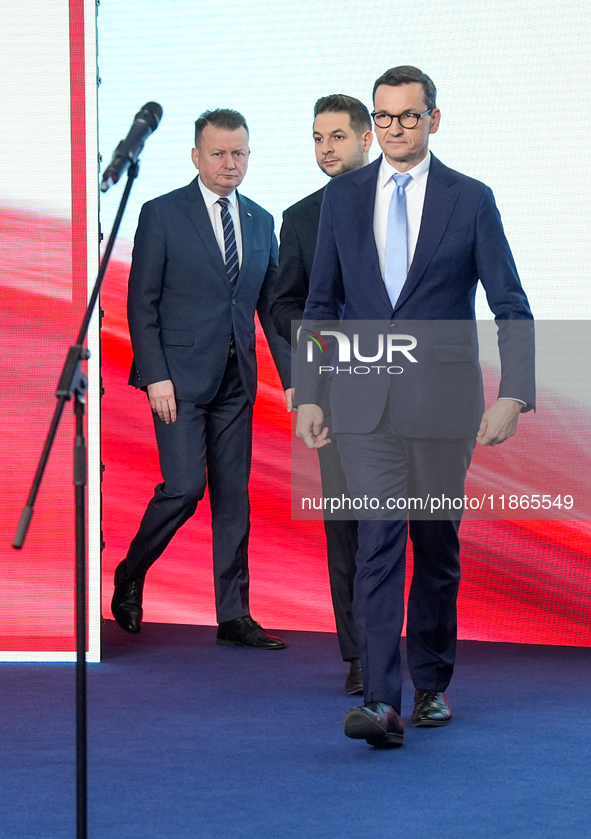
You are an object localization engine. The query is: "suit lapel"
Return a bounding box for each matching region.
[350,160,393,310]
[186,177,229,286]
[235,193,252,292]
[394,155,459,311]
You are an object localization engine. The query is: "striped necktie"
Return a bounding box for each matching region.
[217,197,240,287]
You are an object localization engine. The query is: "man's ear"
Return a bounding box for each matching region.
[429,109,441,135]
[191,147,200,170]
[362,130,373,153]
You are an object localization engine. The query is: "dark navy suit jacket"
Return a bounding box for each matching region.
[271,186,325,346]
[127,176,291,403]
[297,155,535,437]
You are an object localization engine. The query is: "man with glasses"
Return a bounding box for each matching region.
[271,94,373,696]
[296,66,534,747]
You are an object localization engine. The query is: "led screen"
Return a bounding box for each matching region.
[96,0,591,645]
[0,0,100,659]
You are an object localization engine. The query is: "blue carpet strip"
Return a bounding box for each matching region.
[1,622,590,838]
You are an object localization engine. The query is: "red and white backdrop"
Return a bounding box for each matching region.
[2,0,591,660]
[0,0,99,659]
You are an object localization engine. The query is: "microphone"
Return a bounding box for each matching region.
[100,102,163,192]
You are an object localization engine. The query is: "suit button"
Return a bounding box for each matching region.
[231,299,236,305]
[390,324,398,331]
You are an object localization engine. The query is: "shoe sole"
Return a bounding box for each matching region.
[344,675,364,696]
[115,623,141,635]
[344,708,404,747]
[411,716,452,727]
[111,607,142,635]
[216,638,285,650]
[345,685,364,696]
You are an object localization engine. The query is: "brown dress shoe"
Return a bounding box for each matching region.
[411,689,453,726]
[216,615,285,649]
[111,561,144,634]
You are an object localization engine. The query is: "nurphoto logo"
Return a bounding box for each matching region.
[303,329,418,375]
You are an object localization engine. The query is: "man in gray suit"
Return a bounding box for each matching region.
[112,109,290,649]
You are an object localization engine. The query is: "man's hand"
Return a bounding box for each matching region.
[285,387,295,412]
[296,403,330,448]
[147,379,177,424]
[477,399,521,446]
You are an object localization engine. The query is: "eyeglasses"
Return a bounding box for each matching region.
[371,109,432,129]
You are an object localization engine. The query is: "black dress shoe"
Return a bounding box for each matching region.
[411,689,453,726]
[111,561,145,635]
[344,702,404,747]
[216,615,285,650]
[344,658,364,696]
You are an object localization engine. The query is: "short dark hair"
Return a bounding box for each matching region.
[313,94,372,135]
[372,66,437,111]
[194,108,249,146]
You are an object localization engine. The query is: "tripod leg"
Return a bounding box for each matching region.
[74,394,87,839]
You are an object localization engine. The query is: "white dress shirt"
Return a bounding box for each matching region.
[198,177,243,266]
[373,151,431,279]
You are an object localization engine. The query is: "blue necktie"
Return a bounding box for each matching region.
[384,173,412,307]
[217,197,239,287]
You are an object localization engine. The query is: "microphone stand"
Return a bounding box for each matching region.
[13,159,140,839]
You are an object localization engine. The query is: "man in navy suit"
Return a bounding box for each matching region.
[296,67,534,746]
[271,94,373,695]
[112,109,291,650]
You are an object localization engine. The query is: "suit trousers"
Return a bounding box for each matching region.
[336,404,474,711]
[317,424,359,662]
[124,355,253,623]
